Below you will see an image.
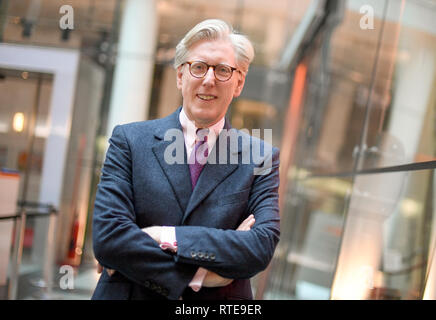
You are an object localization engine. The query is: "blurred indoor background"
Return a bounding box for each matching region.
[0,0,435,300]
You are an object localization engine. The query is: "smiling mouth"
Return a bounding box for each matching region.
[197,94,217,101]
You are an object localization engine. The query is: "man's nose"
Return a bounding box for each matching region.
[202,66,216,85]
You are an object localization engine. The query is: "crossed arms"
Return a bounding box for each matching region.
[98,214,256,288]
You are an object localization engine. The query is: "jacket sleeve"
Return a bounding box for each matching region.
[174,148,280,279]
[92,125,197,300]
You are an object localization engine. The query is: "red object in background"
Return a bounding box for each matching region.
[67,214,80,259]
[10,227,34,248]
[63,135,87,266]
[23,228,34,248]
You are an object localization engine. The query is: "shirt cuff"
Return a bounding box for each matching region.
[189,267,208,292]
[159,226,177,253]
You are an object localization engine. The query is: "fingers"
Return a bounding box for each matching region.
[236,214,255,231]
[238,214,255,231]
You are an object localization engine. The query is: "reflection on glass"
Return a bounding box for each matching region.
[0,69,52,203]
[265,174,352,299]
[332,169,435,300]
[12,112,25,133]
[362,0,436,169]
[263,0,436,301]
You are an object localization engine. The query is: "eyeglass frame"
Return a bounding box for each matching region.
[181,61,242,82]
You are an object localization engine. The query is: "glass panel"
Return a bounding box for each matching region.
[360,0,436,170]
[332,168,435,300]
[263,1,389,299]
[263,0,436,300]
[330,0,436,300]
[292,1,390,176]
[265,175,352,299]
[0,68,54,298]
[0,68,53,203]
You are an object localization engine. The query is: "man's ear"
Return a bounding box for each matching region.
[233,73,246,98]
[176,66,183,90]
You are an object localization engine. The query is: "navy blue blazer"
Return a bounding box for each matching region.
[92,107,280,300]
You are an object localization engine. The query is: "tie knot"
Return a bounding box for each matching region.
[196,128,209,143]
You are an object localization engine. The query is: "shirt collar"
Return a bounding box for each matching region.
[179,107,225,148]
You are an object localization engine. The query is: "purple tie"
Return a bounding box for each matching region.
[189,128,209,189]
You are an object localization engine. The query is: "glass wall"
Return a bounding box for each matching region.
[262,0,436,300]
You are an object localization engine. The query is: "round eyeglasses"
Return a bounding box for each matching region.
[182,61,240,82]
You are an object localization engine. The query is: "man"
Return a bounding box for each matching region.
[92,19,280,300]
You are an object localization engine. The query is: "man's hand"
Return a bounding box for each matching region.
[202,270,234,287]
[236,214,255,231]
[202,214,255,287]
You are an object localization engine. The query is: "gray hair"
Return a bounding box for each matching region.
[174,19,255,74]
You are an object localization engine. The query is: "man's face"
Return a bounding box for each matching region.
[177,39,246,128]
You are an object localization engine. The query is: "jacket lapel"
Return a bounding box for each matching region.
[151,107,192,215]
[182,120,240,224]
